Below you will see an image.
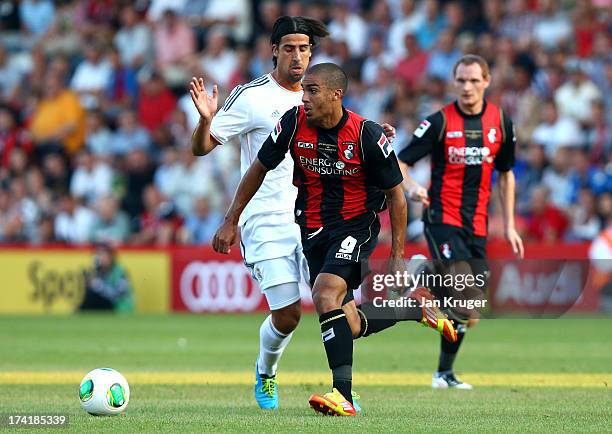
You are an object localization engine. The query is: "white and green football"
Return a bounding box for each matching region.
[79,368,130,415]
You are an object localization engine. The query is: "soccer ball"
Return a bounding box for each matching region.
[78,368,130,415]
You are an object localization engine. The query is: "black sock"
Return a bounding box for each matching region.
[332,364,352,404]
[438,325,466,372]
[319,309,353,404]
[356,300,423,338]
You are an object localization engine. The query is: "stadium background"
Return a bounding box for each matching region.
[0,0,609,314]
[0,1,610,432]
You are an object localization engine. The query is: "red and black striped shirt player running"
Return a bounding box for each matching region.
[213,63,457,416]
[398,54,524,390]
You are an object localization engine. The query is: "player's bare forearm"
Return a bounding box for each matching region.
[398,160,429,205]
[191,118,218,156]
[498,170,524,257]
[224,158,269,225]
[497,170,516,230]
[384,184,408,259]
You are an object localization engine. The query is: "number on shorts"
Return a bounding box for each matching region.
[338,236,357,254]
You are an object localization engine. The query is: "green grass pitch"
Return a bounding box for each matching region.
[1,314,610,433]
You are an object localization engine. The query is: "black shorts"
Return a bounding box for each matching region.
[424,223,487,261]
[301,212,380,291]
[423,223,490,287]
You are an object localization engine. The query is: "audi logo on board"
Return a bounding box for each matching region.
[180,261,262,312]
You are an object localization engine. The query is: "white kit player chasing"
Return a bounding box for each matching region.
[189,16,396,410]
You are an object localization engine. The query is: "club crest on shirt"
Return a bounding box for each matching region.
[487,128,497,144]
[440,243,453,259]
[340,141,356,161]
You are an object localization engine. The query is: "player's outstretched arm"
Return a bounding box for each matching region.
[212,158,269,254]
[384,184,408,275]
[497,170,524,258]
[189,77,220,156]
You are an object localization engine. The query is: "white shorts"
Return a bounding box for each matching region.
[240,212,301,264]
[240,212,309,309]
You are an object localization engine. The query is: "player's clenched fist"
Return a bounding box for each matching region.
[189,77,218,121]
[213,221,237,254]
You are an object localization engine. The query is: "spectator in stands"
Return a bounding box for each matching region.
[91,194,130,243]
[533,0,573,49]
[0,43,24,101]
[198,27,237,89]
[543,147,574,209]
[328,2,368,57]
[80,242,134,313]
[501,56,541,145]
[114,5,153,70]
[415,0,446,50]
[524,185,569,242]
[154,9,195,87]
[426,28,462,80]
[567,188,601,241]
[568,148,610,203]
[204,0,252,44]
[250,34,273,78]
[180,196,223,244]
[41,153,69,197]
[0,106,31,169]
[394,32,429,90]
[171,146,222,216]
[5,146,29,181]
[147,0,186,23]
[7,176,39,242]
[25,166,51,214]
[555,61,602,123]
[70,149,114,206]
[227,46,253,93]
[531,99,582,159]
[121,149,155,219]
[168,108,192,148]
[361,33,394,87]
[133,184,183,245]
[29,72,85,156]
[583,99,610,165]
[19,0,55,38]
[499,0,537,45]
[111,109,152,156]
[516,144,547,214]
[54,195,96,244]
[138,71,177,132]
[388,0,424,58]
[70,41,113,109]
[104,48,139,114]
[83,109,113,159]
[0,187,15,241]
[255,0,283,39]
[154,147,181,198]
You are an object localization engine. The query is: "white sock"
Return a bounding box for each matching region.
[257,315,293,377]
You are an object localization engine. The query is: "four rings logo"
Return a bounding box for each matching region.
[179,261,262,312]
[447,146,493,165]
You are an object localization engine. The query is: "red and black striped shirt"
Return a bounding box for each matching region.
[398,101,516,237]
[258,106,403,229]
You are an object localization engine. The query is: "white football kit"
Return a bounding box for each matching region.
[210,74,307,309]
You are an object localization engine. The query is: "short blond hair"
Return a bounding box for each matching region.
[453,54,490,79]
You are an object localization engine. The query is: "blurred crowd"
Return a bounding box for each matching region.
[0,0,609,246]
